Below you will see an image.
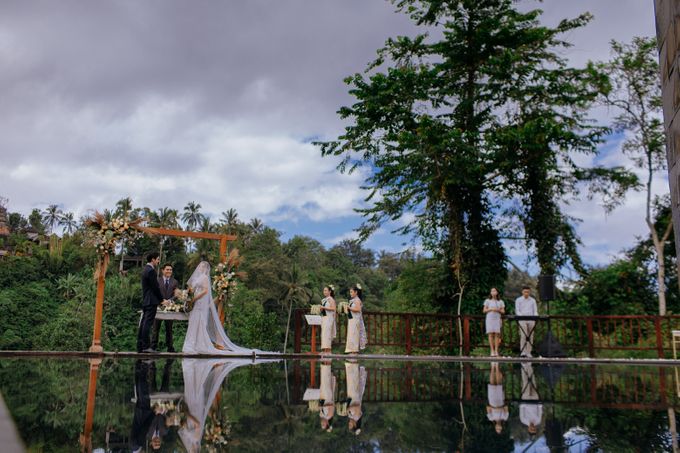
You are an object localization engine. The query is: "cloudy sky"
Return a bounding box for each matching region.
[0,0,661,269]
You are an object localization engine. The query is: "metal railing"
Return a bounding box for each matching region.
[293,309,680,358]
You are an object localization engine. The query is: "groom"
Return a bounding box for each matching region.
[137,252,169,353]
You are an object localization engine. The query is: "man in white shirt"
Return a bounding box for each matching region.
[515,286,538,357]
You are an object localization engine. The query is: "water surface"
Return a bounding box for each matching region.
[0,358,676,452]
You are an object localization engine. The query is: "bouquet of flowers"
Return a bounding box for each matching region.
[310,304,322,315]
[174,287,195,313]
[337,301,350,314]
[203,414,230,450]
[85,212,142,256]
[212,249,247,301]
[84,212,143,277]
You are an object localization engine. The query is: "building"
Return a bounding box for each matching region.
[655,0,680,283]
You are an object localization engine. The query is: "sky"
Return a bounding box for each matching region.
[0,0,662,270]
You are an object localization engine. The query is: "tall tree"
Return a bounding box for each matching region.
[317,0,621,308]
[58,212,78,236]
[114,197,133,217]
[599,37,671,314]
[181,202,204,231]
[220,208,239,234]
[249,218,264,235]
[42,204,62,235]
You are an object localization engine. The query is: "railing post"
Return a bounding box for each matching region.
[586,318,595,358]
[463,316,470,356]
[405,314,412,355]
[294,309,302,353]
[655,317,665,359]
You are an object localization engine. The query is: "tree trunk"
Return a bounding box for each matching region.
[650,220,673,315]
[283,299,294,354]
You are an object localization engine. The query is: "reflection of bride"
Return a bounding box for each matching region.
[183,261,264,355]
[178,358,251,452]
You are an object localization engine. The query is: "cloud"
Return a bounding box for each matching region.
[0,0,666,267]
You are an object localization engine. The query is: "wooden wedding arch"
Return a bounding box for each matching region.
[89,226,236,353]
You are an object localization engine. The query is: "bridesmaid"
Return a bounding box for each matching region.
[320,285,337,354]
[345,284,367,355]
[482,287,505,357]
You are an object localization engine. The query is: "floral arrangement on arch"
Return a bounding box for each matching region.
[84,211,143,277]
[203,413,231,451]
[212,249,247,301]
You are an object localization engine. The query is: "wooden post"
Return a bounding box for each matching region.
[219,237,227,263]
[405,314,412,355]
[310,325,318,354]
[294,310,302,353]
[310,360,317,388]
[89,273,105,353]
[586,318,595,358]
[463,317,470,356]
[656,317,665,359]
[80,358,101,453]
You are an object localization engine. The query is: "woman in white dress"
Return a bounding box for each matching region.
[320,286,337,354]
[345,360,367,435]
[486,361,508,434]
[482,287,505,357]
[182,261,260,355]
[345,285,367,354]
[319,360,336,432]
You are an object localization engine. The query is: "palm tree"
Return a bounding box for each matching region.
[114,197,133,217]
[220,208,239,234]
[182,202,205,231]
[196,216,214,257]
[59,212,78,235]
[57,273,79,299]
[249,217,264,234]
[42,204,62,234]
[182,202,205,252]
[281,264,312,353]
[155,207,180,263]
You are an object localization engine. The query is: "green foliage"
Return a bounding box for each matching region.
[575,260,656,315]
[317,0,633,307]
[0,282,56,350]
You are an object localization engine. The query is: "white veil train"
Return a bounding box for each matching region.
[177,358,251,452]
[183,261,272,355]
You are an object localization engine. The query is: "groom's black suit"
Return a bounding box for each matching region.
[151,276,178,351]
[137,264,164,352]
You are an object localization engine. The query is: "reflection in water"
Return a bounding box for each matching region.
[318,361,336,432]
[345,360,366,436]
[0,358,679,451]
[519,362,543,437]
[486,361,508,434]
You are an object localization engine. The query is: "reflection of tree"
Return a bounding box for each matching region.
[0,359,676,452]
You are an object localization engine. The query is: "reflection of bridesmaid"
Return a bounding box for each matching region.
[486,362,508,434]
[320,286,337,354]
[345,360,367,435]
[319,361,336,432]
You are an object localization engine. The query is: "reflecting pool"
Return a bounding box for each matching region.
[0,357,678,452]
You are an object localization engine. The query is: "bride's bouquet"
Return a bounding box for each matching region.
[174,287,196,313]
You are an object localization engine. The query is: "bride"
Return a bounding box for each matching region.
[183,261,261,355]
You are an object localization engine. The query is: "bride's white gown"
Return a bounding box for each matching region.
[182,261,263,355]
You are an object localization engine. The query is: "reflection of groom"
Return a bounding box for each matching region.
[152,263,178,352]
[138,252,168,353]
